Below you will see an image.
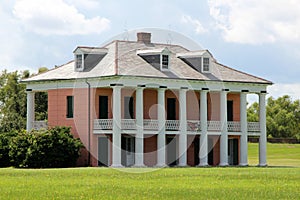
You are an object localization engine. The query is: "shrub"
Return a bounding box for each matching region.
[9,126,83,168]
[0,131,18,167]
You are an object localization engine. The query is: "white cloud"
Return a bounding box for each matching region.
[65,0,100,10]
[13,0,110,35]
[208,0,300,44]
[181,15,208,34]
[268,83,300,100]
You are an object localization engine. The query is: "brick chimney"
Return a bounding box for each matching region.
[137,32,151,43]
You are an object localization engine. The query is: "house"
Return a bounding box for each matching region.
[22,32,272,167]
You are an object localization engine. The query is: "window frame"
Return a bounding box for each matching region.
[66,96,74,118]
[75,54,84,71]
[202,57,210,73]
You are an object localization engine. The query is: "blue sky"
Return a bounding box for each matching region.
[0,0,300,102]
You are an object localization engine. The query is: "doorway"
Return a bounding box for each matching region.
[166,135,178,166]
[228,138,238,165]
[227,100,233,121]
[208,137,214,165]
[98,136,110,166]
[121,135,135,167]
[99,96,108,119]
[167,98,176,120]
[124,96,134,119]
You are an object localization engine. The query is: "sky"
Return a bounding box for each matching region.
[0,0,300,103]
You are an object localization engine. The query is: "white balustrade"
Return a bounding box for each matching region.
[247,122,260,132]
[227,121,241,132]
[207,121,221,131]
[121,119,136,130]
[32,121,48,130]
[165,120,180,130]
[187,120,201,131]
[94,119,113,130]
[143,119,159,130]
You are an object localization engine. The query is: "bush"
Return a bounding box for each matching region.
[9,126,83,168]
[0,131,18,167]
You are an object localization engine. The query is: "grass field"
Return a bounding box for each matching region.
[0,143,299,200]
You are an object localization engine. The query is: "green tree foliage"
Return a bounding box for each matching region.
[247,95,300,139]
[0,131,18,167]
[0,71,27,132]
[9,126,83,168]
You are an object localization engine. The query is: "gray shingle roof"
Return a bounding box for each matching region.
[22,40,272,84]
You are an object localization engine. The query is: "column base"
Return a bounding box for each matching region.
[198,163,209,167]
[132,164,146,168]
[239,163,249,167]
[258,163,267,167]
[155,164,167,168]
[110,164,124,168]
[219,163,229,167]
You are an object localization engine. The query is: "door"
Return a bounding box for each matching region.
[121,135,135,167]
[228,138,238,165]
[99,96,108,119]
[208,138,214,165]
[166,136,177,166]
[194,137,200,166]
[124,96,134,119]
[227,100,233,121]
[98,136,109,166]
[167,98,176,120]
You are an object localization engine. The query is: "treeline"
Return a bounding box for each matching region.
[248,95,300,139]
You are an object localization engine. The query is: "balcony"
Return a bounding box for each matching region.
[93,119,261,133]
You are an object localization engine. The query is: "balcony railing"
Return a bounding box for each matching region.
[93,119,261,133]
[33,121,48,130]
[165,120,180,131]
[121,119,136,130]
[94,119,113,130]
[143,119,159,130]
[187,120,201,131]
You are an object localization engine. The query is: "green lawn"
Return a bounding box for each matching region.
[248,142,300,167]
[0,143,299,200]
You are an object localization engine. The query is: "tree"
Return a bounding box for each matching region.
[247,95,300,139]
[0,71,27,132]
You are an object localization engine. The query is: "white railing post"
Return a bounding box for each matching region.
[111,84,123,167]
[259,92,267,166]
[156,87,166,167]
[240,91,248,166]
[179,87,188,166]
[134,86,145,167]
[199,89,208,166]
[26,90,35,132]
[219,89,228,166]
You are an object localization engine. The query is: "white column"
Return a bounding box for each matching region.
[219,90,228,166]
[199,89,208,166]
[26,90,35,132]
[112,85,123,167]
[134,86,145,167]
[240,91,248,166]
[178,88,187,166]
[259,92,267,166]
[156,87,166,167]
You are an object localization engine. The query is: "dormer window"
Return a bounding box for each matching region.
[73,46,108,72]
[76,54,83,70]
[137,47,171,71]
[161,55,169,70]
[177,50,213,74]
[203,57,210,72]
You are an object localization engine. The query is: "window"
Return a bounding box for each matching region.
[76,54,83,69]
[67,96,74,118]
[161,54,169,70]
[203,57,210,72]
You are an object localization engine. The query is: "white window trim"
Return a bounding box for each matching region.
[201,57,211,73]
[75,53,84,72]
[160,54,169,71]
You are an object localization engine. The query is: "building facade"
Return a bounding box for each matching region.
[23,32,272,167]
